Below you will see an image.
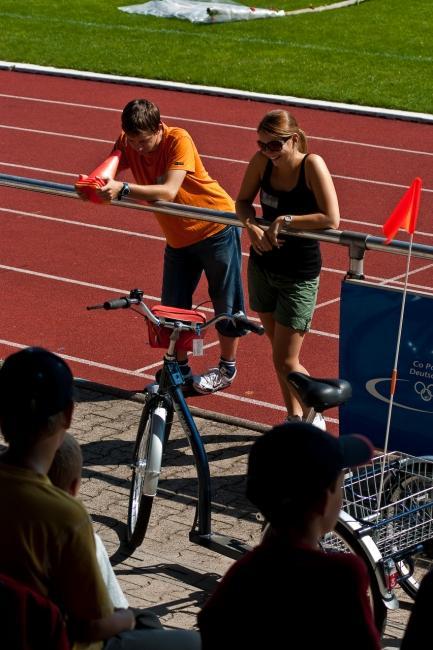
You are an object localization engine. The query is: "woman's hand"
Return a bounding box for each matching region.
[246,222,273,255]
[264,218,284,248]
[263,215,292,248]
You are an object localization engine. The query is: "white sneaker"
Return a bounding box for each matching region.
[312,412,327,431]
[193,366,237,394]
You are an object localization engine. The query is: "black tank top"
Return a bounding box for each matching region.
[251,154,321,279]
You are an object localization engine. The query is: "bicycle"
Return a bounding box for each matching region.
[287,371,433,630]
[87,288,264,557]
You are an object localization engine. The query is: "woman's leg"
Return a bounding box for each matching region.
[258,312,308,417]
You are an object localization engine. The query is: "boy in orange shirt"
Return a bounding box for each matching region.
[85,99,246,394]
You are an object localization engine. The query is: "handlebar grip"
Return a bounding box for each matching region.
[103,297,131,310]
[235,315,265,335]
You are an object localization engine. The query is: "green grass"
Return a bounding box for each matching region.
[0,0,432,113]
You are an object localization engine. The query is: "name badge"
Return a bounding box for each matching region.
[261,190,278,209]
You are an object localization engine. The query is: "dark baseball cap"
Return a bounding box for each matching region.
[246,421,373,519]
[0,347,73,422]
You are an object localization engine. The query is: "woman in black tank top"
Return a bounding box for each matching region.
[236,110,340,423]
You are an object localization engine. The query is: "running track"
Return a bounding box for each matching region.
[1,70,433,429]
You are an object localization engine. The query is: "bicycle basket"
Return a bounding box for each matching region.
[147,304,207,351]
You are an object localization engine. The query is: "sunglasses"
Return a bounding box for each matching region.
[256,136,292,153]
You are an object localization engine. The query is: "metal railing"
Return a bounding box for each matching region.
[2,172,433,280]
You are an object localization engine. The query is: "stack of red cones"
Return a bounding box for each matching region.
[75,150,122,204]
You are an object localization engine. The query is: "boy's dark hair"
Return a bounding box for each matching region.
[0,347,73,443]
[121,99,161,135]
[48,432,83,492]
[246,422,373,527]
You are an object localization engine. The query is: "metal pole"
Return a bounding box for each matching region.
[2,173,433,270]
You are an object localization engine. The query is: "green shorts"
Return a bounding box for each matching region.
[248,258,319,332]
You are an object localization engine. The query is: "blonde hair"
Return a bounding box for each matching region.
[257,110,308,153]
[48,432,82,493]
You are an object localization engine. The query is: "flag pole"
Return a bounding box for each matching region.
[382,233,414,455]
[377,233,414,510]
[377,176,421,510]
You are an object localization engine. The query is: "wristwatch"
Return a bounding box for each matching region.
[117,182,131,201]
[282,215,293,226]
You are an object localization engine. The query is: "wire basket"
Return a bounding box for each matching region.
[342,452,433,559]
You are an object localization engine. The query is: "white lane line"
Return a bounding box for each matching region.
[379,262,433,287]
[0,123,111,143]
[3,207,433,303]
[0,338,149,377]
[0,335,337,417]
[2,207,433,303]
[2,181,433,240]
[0,264,148,295]
[0,261,338,339]
[2,156,433,196]
[1,94,433,158]
[0,207,166,241]
[0,161,82,177]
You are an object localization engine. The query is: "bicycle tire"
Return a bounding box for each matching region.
[126,397,169,549]
[384,460,433,600]
[321,519,387,633]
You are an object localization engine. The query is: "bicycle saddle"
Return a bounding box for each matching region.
[287,372,352,412]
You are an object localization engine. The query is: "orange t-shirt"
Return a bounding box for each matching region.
[116,124,234,248]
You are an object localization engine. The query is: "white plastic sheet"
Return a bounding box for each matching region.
[119,0,286,24]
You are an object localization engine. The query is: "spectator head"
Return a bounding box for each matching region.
[246,422,373,530]
[48,432,82,496]
[257,110,308,154]
[121,99,161,135]
[0,347,74,447]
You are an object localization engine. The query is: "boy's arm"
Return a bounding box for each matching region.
[98,169,187,203]
[97,129,194,203]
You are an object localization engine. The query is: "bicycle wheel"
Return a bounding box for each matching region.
[320,518,387,632]
[126,397,169,549]
[384,459,433,599]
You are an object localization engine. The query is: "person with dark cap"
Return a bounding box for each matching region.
[0,347,200,650]
[197,421,382,650]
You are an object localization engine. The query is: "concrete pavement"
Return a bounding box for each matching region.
[72,380,409,644]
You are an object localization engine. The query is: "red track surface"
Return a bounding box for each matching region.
[1,70,433,428]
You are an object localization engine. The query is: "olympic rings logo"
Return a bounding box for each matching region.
[415,382,433,402]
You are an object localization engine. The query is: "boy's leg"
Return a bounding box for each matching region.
[192,226,246,394]
[161,243,202,366]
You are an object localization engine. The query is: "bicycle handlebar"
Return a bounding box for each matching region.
[231,313,264,335]
[90,297,140,310]
[86,290,265,336]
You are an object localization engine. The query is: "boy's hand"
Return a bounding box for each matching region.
[97,178,124,202]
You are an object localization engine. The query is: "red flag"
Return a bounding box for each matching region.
[383,177,422,243]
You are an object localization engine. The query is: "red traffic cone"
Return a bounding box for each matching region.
[75,150,122,204]
[88,149,122,180]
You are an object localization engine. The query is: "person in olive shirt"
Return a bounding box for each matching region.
[0,347,133,650]
[0,347,199,650]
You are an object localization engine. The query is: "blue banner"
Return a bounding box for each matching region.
[339,280,433,455]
